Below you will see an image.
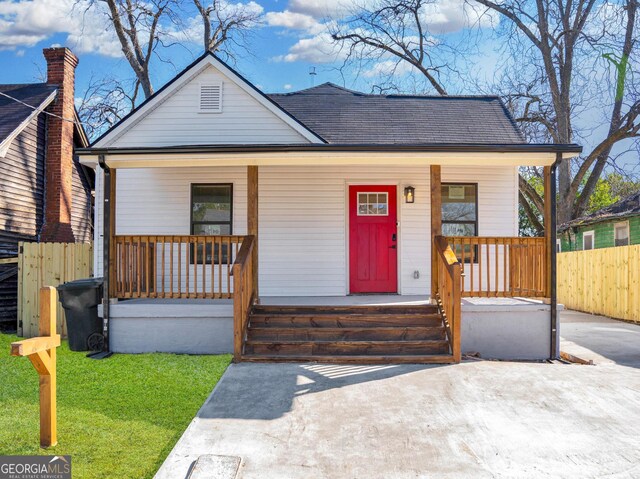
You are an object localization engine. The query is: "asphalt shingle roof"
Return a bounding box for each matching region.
[0,83,56,144]
[268,83,526,145]
[560,191,640,230]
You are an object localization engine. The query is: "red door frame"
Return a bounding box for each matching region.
[348,185,398,294]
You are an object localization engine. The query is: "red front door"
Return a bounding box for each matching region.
[349,185,398,293]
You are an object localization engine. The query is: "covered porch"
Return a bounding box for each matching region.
[81,144,578,363]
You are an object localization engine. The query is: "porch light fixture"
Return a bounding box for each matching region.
[404,186,415,204]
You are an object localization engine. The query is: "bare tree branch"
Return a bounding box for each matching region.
[77,75,139,140]
[83,0,178,99]
[475,0,639,223]
[330,0,452,95]
[192,0,262,57]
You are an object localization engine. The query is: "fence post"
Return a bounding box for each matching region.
[11,286,60,447]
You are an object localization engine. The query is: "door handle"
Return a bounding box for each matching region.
[389,245,397,249]
[392,233,397,241]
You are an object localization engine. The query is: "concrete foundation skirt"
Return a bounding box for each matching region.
[98,299,233,354]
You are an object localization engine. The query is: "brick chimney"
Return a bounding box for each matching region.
[40,47,79,243]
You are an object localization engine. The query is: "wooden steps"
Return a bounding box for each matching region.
[247,326,446,341]
[249,313,443,328]
[241,354,456,364]
[241,304,453,364]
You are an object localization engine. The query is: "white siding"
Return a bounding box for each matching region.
[95,166,247,275]
[442,166,519,236]
[107,65,309,147]
[442,166,519,292]
[259,165,430,296]
[94,164,518,295]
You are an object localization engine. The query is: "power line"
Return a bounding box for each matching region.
[0,90,87,126]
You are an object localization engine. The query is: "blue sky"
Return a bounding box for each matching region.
[0,0,359,94]
[0,0,496,96]
[0,0,637,174]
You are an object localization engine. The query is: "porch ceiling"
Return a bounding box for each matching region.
[78,143,582,169]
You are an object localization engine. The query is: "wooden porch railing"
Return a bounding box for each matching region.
[445,236,547,298]
[433,236,462,362]
[232,235,256,361]
[111,235,245,299]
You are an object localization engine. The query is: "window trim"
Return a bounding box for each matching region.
[582,230,595,250]
[190,183,233,264]
[613,221,630,247]
[356,191,389,216]
[556,239,562,253]
[441,182,479,236]
[442,182,479,264]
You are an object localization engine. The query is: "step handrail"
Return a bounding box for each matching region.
[232,235,256,361]
[433,236,462,362]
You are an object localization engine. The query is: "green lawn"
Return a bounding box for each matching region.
[0,333,230,478]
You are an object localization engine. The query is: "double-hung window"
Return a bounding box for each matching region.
[442,183,478,262]
[614,222,629,247]
[190,184,233,263]
[441,183,478,236]
[583,230,595,250]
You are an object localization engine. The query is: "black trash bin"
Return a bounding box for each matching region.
[57,278,104,352]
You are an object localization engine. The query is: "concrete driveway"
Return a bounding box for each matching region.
[560,309,640,367]
[157,354,640,478]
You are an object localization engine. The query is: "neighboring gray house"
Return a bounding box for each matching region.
[0,48,93,327]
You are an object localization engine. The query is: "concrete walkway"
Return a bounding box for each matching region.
[560,309,640,367]
[157,358,640,478]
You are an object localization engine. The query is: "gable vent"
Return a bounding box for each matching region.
[199,82,223,113]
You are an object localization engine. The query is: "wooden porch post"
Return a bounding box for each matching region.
[544,166,552,297]
[430,165,442,298]
[247,166,258,298]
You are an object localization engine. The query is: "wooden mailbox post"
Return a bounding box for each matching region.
[11,286,60,448]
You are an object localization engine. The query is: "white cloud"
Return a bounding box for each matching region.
[362,60,416,78]
[283,83,292,89]
[0,0,121,56]
[265,10,324,33]
[287,0,352,19]
[170,1,264,48]
[275,32,346,64]
[269,0,496,67]
[421,0,497,34]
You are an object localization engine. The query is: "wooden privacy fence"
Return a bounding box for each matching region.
[18,242,93,338]
[558,245,640,322]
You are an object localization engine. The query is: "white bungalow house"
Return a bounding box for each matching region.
[78,52,581,363]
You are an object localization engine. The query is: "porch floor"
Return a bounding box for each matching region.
[110,295,549,311]
[259,295,430,306]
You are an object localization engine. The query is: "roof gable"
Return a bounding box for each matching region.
[268,83,525,145]
[0,84,57,157]
[94,53,324,148]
